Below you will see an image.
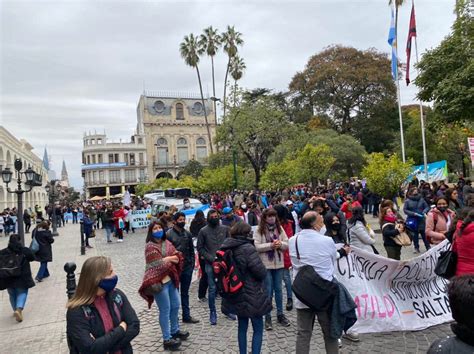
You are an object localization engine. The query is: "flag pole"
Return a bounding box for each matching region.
[412,0,428,180]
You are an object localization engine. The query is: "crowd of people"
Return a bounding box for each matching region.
[1,177,473,353]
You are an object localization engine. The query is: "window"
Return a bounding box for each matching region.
[91,139,95,145]
[157,137,167,146]
[176,103,184,120]
[157,148,168,165]
[97,139,102,145]
[139,169,146,180]
[82,154,86,164]
[109,170,121,183]
[99,171,105,184]
[87,155,91,165]
[93,171,98,183]
[125,170,136,182]
[114,154,119,163]
[177,137,188,165]
[92,155,96,164]
[138,138,143,144]
[98,154,103,163]
[130,153,135,166]
[196,137,207,161]
[154,100,165,113]
[139,153,144,165]
[177,137,187,146]
[124,153,129,165]
[108,154,114,163]
[193,102,203,114]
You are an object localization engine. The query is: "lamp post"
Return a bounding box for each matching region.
[1,159,41,246]
[45,180,62,236]
[459,142,467,178]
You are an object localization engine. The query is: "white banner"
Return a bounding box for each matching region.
[131,209,152,229]
[334,240,452,333]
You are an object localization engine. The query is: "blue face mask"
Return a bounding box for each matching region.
[152,230,164,239]
[98,275,118,293]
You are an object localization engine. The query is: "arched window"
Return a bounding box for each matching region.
[157,137,168,146]
[193,102,203,114]
[156,138,168,165]
[196,137,208,161]
[154,100,165,113]
[177,137,188,165]
[176,103,184,120]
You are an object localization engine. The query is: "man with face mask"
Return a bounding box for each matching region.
[221,207,241,227]
[167,212,199,324]
[404,187,431,253]
[197,210,230,325]
[182,198,192,211]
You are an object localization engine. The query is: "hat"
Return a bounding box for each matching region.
[223,207,233,214]
[286,200,293,206]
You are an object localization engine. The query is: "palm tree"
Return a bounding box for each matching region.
[199,26,221,125]
[230,55,246,107]
[179,33,214,154]
[221,25,243,119]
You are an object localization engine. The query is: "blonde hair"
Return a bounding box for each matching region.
[67,256,111,309]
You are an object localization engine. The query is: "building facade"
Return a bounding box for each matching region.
[137,91,217,179]
[82,132,147,198]
[0,126,49,211]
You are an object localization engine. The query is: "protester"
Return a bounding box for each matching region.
[82,212,95,249]
[113,204,126,243]
[289,211,351,354]
[167,212,200,324]
[254,208,290,330]
[445,188,461,215]
[340,194,361,220]
[103,206,115,243]
[247,203,260,227]
[197,209,230,325]
[0,234,35,322]
[221,207,241,227]
[323,212,347,244]
[380,207,404,260]
[452,208,474,276]
[404,187,430,253]
[34,221,54,282]
[425,196,456,245]
[221,222,271,354]
[427,275,474,353]
[190,210,208,302]
[67,256,140,353]
[23,209,32,234]
[347,207,376,253]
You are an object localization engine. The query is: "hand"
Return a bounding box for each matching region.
[343,245,351,254]
[273,240,282,249]
[164,256,179,264]
[119,321,127,331]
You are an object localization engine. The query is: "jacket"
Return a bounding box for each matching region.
[197,224,230,264]
[247,210,259,226]
[189,219,206,238]
[66,289,140,354]
[425,208,456,245]
[453,220,474,276]
[330,280,357,339]
[427,322,474,354]
[220,236,272,318]
[83,217,94,237]
[167,227,195,271]
[403,197,430,229]
[0,245,35,290]
[348,221,375,253]
[381,222,402,248]
[34,228,54,262]
[254,226,288,270]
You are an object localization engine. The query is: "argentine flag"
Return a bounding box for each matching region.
[388,8,398,80]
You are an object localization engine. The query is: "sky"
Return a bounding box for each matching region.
[0,0,456,189]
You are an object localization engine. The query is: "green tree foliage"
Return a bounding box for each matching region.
[415,0,473,124]
[294,144,336,187]
[197,165,254,192]
[178,160,204,179]
[362,153,413,199]
[260,158,298,191]
[135,177,196,196]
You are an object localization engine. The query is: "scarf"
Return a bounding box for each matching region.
[138,241,183,308]
[264,224,281,262]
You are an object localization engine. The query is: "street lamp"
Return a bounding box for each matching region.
[459,142,467,178]
[1,159,40,246]
[46,180,62,236]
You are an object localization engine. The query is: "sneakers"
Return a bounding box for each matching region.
[342,332,360,342]
[117,239,123,243]
[172,330,190,340]
[35,277,43,283]
[14,308,23,323]
[277,314,291,327]
[265,317,273,331]
[183,316,200,324]
[163,338,181,351]
[210,310,217,325]
[107,240,112,243]
[414,248,420,254]
[286,298,293,311]
[338,338,342,348]
[198,297,207,303]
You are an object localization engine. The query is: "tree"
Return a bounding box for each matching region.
[135,176,197,196]
[221,26,243,118]
[289,45,396,134]
[260,158,298,191]
[197,165,254,192]
[293,144,336,187]
[415,0,473,124]
[180,33,213,154]
[178,160,204,179]
[199,26,221,125]
[230,55,246,105]
[362,153,413,199]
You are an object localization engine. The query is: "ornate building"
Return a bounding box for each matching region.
[137,91,217,179]
[61,160,70,188]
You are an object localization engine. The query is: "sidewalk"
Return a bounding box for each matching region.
[0,222,96,353]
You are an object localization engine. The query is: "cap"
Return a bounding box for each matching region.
[223,207,233,214]
[286,200,293,206]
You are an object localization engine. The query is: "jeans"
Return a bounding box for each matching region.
[198,257,208,299]
[412,228,430,251]
[36,261,50,280]
[180,266,194,320]
[7,288,28,311]
[282,268,293,301]
[238,316,264,354]
[205,263,217,312]
[72,213,78,224]
[105,226,114,241]
[296,308,338,354]
[265,268,284,318]
[154,281,181,341]
[385,246,401,260]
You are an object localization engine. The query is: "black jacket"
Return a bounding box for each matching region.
[197,224,230,264]
[66,289,140,354]
[0,245,35,290]
[220,236,271,318]
[381,222,402,248]
[190,219,206,238]
[167,227,195,270]
[34,228,54,262]
[247,210,259,227]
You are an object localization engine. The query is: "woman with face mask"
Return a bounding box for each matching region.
[66,256,140,354]
[139,221,186,351]
[347,207,376,254]
[403,187,431,253]
[380,207,404,260]
[425,197,457,245]
[323,212,347,244]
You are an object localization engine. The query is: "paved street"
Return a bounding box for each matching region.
[0,219,451,353]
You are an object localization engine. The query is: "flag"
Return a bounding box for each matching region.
[388,7,398,80]
[406,3,417,85]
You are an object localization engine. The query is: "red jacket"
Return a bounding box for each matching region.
[282,220,294,269]
[340,201,361,220]
[113,208,126,229]
[453,220,474,276]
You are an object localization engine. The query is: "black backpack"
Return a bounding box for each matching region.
[212,249,244,298]
[0,250,23,278]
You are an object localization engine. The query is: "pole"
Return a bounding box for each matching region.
[232,148,238,189]
[17,192,25,247]
[64,262,77,299]
[396,79,406,163]
[51,195,59,236]
[80,220,86,255]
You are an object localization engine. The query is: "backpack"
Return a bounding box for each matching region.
[0,250,23,279]
[212,249,244,298]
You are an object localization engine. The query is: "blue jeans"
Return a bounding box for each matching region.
[180,267,194,320]
[412,228,430,251]
[205,263,217,313]
[36,261,50,280]
[265,268,284,318]
[238,316,264,354]
[105,226,114,241]
[282,268,293,301]
[154,281,181,341]
[7,288,28,311]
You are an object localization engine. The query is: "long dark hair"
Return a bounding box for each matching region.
[458,208,474,237]
[146,221,167,243]
[349,206,366,226]
[257,208,281,236]
[323,212,341,235]
[192,210,206,224]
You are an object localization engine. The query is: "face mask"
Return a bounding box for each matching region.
[184,202,191,208]
[152,230,164,239]
[208,218,219,226]
[332,223,341,231]
[384,215,397,223]
[437,207,447,212]
[99,275,118,293]
[319,225,327,234]
[241,204,247,210]
[266,216,276,225]
[176,222,186,229]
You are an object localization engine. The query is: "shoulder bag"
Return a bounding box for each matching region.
[435,238,457,280]
[382,223,412,247]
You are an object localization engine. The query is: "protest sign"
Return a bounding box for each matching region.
[131,209,152,229]
[334,240,452,333]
